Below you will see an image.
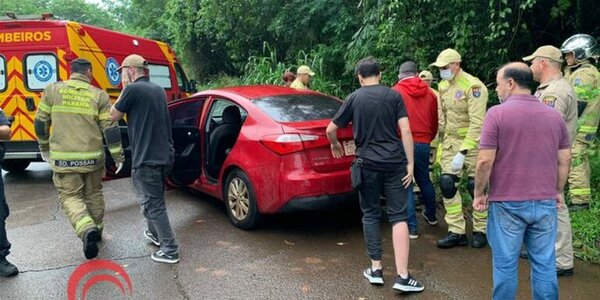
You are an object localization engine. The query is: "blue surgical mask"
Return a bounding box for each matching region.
[440,69,455,81]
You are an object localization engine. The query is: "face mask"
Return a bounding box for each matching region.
[440,69,454,81]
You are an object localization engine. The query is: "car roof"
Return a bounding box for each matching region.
[195,85,329,100]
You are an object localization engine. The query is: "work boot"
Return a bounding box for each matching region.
[569,203,589,212]
[471,232,487,248]
[437,232,468,249]
[82,228,101,259]
[0,257,19,277]
[556,267,574,277]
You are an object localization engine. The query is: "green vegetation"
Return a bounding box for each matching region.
[3,0,599,262]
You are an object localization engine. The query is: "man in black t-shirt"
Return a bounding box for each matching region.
[110,54,179,264]
[326,57,424,293]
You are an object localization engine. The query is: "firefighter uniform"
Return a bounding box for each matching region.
[524,45,578,273]
[565,62,599,205]
[431,49,488,239]
[438,72,488,234]
[35,71,124,239]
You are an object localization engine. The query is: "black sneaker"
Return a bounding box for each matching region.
[144,230,160,246]
[0,257,18,277]
[471,232,488,248]
[409,229,419,240]
[421,210,438,226]
[437,232,468,249]
[393,274,424,293]
[363,268,384,285]
[82,228,101,259]
[569,203,589,212]
[557,267,574,277]
[151,250,179,264]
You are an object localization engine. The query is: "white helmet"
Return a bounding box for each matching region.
[560,34,599,61]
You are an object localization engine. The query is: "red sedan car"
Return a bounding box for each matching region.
[167,85,356,229]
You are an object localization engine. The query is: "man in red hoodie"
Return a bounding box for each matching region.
[392,62,439,237]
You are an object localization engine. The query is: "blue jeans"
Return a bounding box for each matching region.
[487,200,558,300]
[406,143,437,232]
[359,168,408,260]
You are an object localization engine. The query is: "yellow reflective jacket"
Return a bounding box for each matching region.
[35,73,124,173]
[438,70,488,151]
[566,62,600,141]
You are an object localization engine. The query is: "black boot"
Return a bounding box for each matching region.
[471,232,487,248]
[82,228,101,259]
[0,256,18,277]
[437,232,468,249]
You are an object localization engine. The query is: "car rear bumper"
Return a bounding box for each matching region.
[278,191,358,213]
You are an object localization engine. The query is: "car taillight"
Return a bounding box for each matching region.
[260,134,328,155]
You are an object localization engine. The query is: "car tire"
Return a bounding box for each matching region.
[0,160,30,172]
[224,169,261,230]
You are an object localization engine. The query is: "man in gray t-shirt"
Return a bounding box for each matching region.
[110,54,179,264]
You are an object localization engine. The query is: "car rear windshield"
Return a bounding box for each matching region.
[253,94,342,122]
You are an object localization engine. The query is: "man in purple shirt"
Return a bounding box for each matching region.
[473,62,571,300]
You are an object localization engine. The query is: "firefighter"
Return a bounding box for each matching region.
[560,34,600,210]
[290,65,315,90]
[429,49,488,249]
[35,58,124,259]
[523,45,578,276]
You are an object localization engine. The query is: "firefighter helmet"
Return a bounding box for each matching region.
[560,34,599,61]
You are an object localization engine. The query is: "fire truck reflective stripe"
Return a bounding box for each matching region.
[38,101,51,113]
[50,150,103,160]
[51,106,97,116]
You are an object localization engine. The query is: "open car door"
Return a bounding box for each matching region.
[168,98,205,185]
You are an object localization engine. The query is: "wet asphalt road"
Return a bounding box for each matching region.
[1,163,599,299]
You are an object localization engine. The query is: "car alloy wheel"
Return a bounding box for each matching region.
[227,177,250,221]
[224,169,261,229]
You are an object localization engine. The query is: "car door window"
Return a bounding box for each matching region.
[0,56,5,92]
[25,54,58,90]
[206,98,247,132]
[170,99,205,127]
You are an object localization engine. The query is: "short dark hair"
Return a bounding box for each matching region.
[71,58,92,75]
[355,57,380,78]
[501,64,534,90]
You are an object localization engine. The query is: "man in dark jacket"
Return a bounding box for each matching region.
[392,62,439,238]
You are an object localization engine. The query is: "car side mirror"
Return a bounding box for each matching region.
[188,80,198,93]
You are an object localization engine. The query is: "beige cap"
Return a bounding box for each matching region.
[430,49,461,67]
[419,70,434,81]
[117,54,148,70]
[297,65,315,76]
[522,45,563,63]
